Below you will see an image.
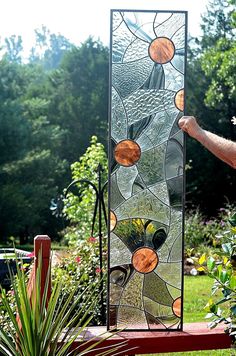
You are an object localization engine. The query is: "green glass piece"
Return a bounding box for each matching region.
[143,272,173,306]
[149,182,169,205]
[144,296,173,317]
[120,272,144,309]
[165,209,182,249]
[169,234,182,262]
[166,284,181,300]
[137,144,166,186]
[115,189,170,224]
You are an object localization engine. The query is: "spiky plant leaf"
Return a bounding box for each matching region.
[0,252,128,356]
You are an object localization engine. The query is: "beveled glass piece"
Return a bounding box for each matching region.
[114,139,141,167]
[110,283,123,305]
[110,232,132,267]
[154,13,185,38]
[132,247,158,273]
[116,165,138,199]
[117,306,148,329]
[154,262,182,289]
[149,37,175,64]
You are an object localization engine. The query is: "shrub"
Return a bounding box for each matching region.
[52,235,107,325]
[197,210,236,345]
[185,205,234,250]
[62,135,108,247]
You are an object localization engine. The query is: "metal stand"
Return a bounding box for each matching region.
[51,164,107,324]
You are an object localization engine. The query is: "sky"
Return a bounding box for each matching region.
[0,0,209,53]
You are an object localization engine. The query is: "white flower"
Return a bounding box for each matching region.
[190,268,198,276]
[231,116,236,125]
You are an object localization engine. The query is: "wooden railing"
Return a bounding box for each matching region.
[26,235,51,305]
[30,236,232,355]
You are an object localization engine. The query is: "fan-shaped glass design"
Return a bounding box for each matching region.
[109,9,187,331]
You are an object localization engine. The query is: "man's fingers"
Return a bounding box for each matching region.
[178,117,185,128]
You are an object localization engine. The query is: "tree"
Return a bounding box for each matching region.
[29,25,74,69]
[4,35,23,63]
[48,37,109,163]
[0,59,68,242]
[62,136,108,247]
[185,0,236,215]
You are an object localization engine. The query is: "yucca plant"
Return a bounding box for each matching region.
[0,256,130,355]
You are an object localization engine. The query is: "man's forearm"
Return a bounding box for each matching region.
[195,129,236,168]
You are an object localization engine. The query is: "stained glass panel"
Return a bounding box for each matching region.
[109,10,187,331]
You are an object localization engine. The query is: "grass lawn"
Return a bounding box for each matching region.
[138,275,234,356]
[184,275,216,323]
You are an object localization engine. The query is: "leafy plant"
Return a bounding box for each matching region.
[51,136,108,326]
[62,135,108,247]
[197,211,236,345]
[52,235,107,325]
[0,255,126,355]
[185,205,233,250]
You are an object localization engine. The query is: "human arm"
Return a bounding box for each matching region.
[178,116,236,169]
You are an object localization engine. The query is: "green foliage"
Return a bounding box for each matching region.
[52,136,108,325]
[48,37,109,163]
[185,206,232,249]
[0,35,108,242]
[198,212,236,342]
[201,38,236,108]
[63,135,108,247]
[52,234,107,325]
[185,0,236,215]
[0,256,126,355]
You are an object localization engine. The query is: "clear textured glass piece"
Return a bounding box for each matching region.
[110,232,132,267]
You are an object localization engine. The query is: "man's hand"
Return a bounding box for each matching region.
[178,116,203,139]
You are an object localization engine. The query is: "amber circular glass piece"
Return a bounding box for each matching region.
[114,140,141,167]
[110,211,117,232]
[132,247,158,274]
[172,297,181,317]
[149,37,175,64]
[175,89,184,111]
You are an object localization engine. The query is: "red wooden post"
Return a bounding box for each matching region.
[34,235,51,302]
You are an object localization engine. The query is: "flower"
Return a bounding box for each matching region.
[27,251,34,258]
[231,116,236,125]
[88,236,97,243]
[95,267,102,273]
[75,256,81,263]
[190,268,198,276]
